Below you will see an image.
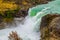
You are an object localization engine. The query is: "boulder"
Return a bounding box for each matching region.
[40,14,60,40]
[8,31,22,40]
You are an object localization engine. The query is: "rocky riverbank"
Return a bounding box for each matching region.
[0,0,53,29]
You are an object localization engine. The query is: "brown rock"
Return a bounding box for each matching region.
[8,31,22,40]
[40,14,60,40]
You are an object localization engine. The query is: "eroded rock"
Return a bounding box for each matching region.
[8,31,22,40]
[40,14,60,40]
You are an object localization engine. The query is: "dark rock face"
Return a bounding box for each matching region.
[12,10,28,18]
[40,14,60,29]
[15,10,28,18]
[49,17,60,37]
[40,14,60,40]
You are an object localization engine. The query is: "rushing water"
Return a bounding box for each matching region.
[29,0,60,17]
[0,0,60,40]
[0,15,41,40]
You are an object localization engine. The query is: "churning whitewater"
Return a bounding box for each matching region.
[0,9,42,40]
[0,0,60,40]
[0,6,52,40]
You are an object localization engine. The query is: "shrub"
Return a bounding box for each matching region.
[0,0,20,23]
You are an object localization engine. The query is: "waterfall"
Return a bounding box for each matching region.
[0,7,50,40]
[0,9,41,40]
[0,0,60,40]
[0,7,54,40]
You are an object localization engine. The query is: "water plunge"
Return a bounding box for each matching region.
[0,0,60,40]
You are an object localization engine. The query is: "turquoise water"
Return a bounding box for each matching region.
[0,0,60,40]
[29,0,60,17]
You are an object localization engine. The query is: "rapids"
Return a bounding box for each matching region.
[0,0,60,40]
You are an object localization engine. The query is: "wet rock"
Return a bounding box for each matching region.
[49,17,60,37]
[40,14,60,40]
[40,14,60,29]
[0,22,5,29]
[11,9,28,18]
[0,14,4,23]
[8,31,22,40]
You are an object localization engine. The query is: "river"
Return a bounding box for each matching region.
[0,0,60,40]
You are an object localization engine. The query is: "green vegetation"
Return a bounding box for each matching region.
[0,0,20,23]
